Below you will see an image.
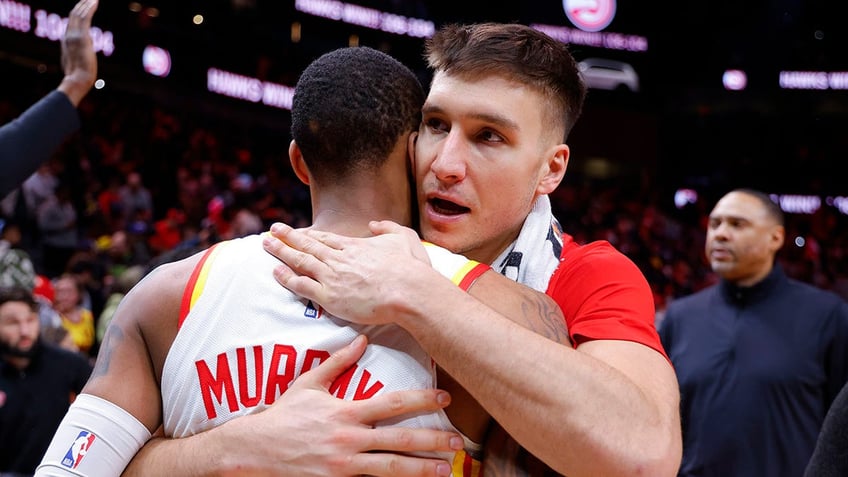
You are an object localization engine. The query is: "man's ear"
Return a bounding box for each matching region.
[537,143,569,195]
[770,225,786,253]
[407,131,418,169]
[289,140,311,186]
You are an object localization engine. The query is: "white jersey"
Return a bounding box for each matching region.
[161,234,482,475]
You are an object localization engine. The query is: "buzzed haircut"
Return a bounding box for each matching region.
[291,46,425,185]
[425,23,587,142]
[733,188,785,227]
[0,286,38,312]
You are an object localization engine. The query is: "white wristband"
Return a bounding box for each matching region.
[35,394,152,477]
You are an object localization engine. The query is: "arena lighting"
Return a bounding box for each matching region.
[563,0,616,33]
[826,196,848,215]
[142,45,170,77]
[722,69,747,91]
[207,67,294,110]
[294,0,434,38]
[675,189,848,216]
[771,194,822,215]
[779,71,848,90]
[673,188,698,209]
[530,23,648,52]
[0,0,115,56]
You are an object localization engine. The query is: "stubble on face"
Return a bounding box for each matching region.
[415,73,558,263]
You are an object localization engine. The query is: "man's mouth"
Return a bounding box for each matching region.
[429,198,470,216]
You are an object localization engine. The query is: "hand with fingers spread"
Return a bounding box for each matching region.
[58,0,98,106]
[263,221,437,326]
[126,335,462,477]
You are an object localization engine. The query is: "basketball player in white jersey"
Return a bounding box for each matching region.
[37,47,568,477]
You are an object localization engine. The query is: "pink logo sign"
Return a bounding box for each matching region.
[563,0,617,32]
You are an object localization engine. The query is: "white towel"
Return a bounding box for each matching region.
[491,195,563,292]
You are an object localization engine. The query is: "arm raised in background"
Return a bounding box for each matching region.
[57,0,98,107]
[0,0,98,197]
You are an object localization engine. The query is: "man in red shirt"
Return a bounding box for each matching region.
[259,23,681,476]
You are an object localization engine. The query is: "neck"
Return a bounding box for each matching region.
[309,158,413,236]
[311,185,412,236]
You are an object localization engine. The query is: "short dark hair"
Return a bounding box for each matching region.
[0,286,38,312]
[425,23,587,142]
[291,46,424,185]
[732,188,785,227]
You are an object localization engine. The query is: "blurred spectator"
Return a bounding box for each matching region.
[0,286,92,475]
[148,208,186,255]
[117,171,154,226]
[36,183,79,278]
[51,274,95,356]
[21,163,60,221]
[32,274,63,339]
[40,323,80,353]
[96,172,125,230]
[0,219,35,291]
[96,264,145,343]
[658,188,848,477]
[66,252,107,321]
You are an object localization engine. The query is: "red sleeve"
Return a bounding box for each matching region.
[546,237,668,360]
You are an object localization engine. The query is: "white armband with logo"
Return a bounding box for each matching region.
[422,241,490,291]
[35,394,152,477]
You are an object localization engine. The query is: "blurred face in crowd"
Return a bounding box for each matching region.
[53,276,81,313]
[0,299,40,359]
[705,191,784,287]
[413,72,568,264]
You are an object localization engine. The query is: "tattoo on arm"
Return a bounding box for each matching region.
[89,323,124,379]
[517,289,569,344]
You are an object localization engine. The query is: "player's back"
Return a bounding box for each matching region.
[161,234,481,475]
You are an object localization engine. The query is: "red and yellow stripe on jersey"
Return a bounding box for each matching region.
[453,449,484,477]
[422,241,490,291]
[178,242,224,326]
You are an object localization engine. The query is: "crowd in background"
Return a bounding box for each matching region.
[3,71,848,361]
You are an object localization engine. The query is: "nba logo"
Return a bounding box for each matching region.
[61,431,97,469]
[304,300,322,319]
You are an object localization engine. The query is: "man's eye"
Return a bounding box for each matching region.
[425,118,447,132]
[479,130,503,142]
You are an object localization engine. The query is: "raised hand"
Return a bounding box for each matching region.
[59,0,98,106]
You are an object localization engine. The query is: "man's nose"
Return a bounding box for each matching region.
[430,130,468,183]
[21,319,39,338]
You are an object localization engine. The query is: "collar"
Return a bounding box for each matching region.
[719,263,787,305]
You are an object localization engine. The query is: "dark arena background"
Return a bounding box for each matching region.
[2,0,848,313]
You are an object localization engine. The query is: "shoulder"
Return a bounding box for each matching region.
[664,285,717,316]
[94,247,212,384]
[120,248,210,343]
[550,237,660,348]
[560,237,640,271]
[553,238,649,294]
[785,278,848,316]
